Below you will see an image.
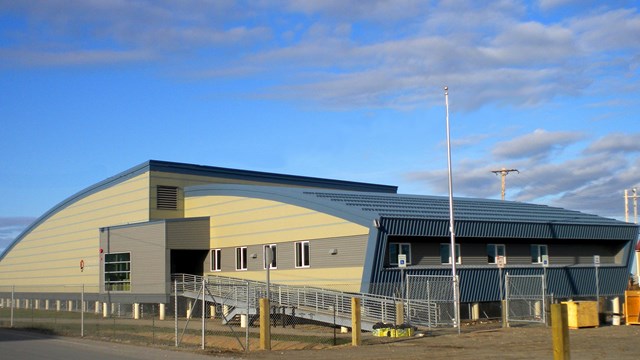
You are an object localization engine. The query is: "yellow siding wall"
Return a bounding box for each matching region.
[0,173,151,291]
[185,195,369,290]
[148,171,303,220]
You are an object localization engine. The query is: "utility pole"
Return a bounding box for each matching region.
[624,188,638,224]
[491,167,519,201]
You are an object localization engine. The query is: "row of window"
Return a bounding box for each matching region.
[210,241,310,272]
[389,243,549,266]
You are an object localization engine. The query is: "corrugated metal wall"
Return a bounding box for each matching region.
[368,217,635,301]
[369,266,629,302]
[380,218,637,240]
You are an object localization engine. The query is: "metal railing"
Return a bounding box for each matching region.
[172,273,439,330]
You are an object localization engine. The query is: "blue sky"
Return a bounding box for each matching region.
[1,0,639,253]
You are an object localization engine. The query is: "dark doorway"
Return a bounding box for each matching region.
[170,250,208,276]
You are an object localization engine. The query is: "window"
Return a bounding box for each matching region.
[487,244,506,264]
[531,245,548,264]
[389,243,412,266]
[104,252,131,291]
[210,249,221,271]
[235,247,247,271]
[295,241,310,268]
[264,244,277,269]
[440,243,461,264]
[157,185,178,210]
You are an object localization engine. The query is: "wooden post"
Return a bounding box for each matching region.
[352,297,361,346]
[551,303,570,360]
[395,301,404,326]
[260,298,271,350]
[502,300,508,327]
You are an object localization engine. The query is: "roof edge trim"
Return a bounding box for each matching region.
[148,160,397,193]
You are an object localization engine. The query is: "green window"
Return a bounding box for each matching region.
[389,243,411,266]
[236,247,247,271]
[295,241,310,268]
[531,245,548,264]
[440,243,461,265]
[104,252,131,291]
[487,244,506,264]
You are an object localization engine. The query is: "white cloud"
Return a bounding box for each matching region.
[492,129,585,160]
[405,130,639,218]
[280,0,426,22]
[2,1,639,111]
[0,49,155,67]
[538,0,578,11]
[0,217,35,256]
[585,132,640,154]
[570,8,640,52]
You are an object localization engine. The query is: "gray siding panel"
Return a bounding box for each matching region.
[99,222,167,295]
[311,235,368,269]
[278,243,295,270]
[460,243,488,266]
[221,248,236,272]
[166,218,209,249]
[213,235,368,274]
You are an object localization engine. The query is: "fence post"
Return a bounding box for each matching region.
[246,282,250,352]
[551,303,571,360]
[81,285,85,338]
[260,298,271,350]
[10,285,14,328]
[503,273,509,328]
[351,297,361,346]
[406,275,411,324]
[201,278,205,350]
[174,279,178,347]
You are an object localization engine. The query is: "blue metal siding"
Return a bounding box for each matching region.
[369,266,630,302]
[380,218,637,240]
[184,184,637,302]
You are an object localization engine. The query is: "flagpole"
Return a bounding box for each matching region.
[444,86,460,334]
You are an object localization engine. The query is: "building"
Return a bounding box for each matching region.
[1,160,637,310]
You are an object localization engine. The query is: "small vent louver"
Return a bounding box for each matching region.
[157,186,178,210]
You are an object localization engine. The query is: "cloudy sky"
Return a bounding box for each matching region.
[1,0,639,253]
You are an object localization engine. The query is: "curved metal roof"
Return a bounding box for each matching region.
[1,161,396,261]
[186,184,636,235]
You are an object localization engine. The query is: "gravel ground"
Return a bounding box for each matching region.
[241,324,640,360]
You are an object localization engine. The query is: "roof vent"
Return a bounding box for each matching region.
[157,186,178,210]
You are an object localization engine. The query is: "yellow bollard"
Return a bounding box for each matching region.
[396,301,404,326]
[352,298,361,346]
[551,303,571,360]
[260,298,271,350]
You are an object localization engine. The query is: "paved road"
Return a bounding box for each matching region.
[0,328,235,360]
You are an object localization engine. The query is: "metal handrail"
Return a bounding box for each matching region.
[171,273,439,328]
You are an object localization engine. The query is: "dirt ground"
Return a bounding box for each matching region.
[238,325,640,360]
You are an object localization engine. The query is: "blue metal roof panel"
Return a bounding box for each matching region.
[186,184,637,240]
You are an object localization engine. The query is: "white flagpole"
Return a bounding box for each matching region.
[444,86,460,333]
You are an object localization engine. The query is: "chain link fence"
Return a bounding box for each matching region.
[0,280,359,353]
[2,275,554,352]
[505,274,546,325]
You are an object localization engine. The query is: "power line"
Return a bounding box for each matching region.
[491,168,519,201]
